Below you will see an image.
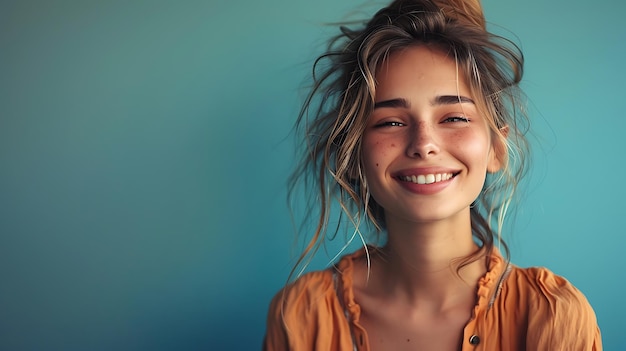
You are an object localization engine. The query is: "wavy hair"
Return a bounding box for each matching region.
[288,0,529,277]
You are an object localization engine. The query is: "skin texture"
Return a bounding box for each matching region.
[354,45,506,350]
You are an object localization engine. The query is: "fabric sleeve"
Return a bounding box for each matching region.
[263,289,290,351]
[262,270,350,351]
[525,268,602,351]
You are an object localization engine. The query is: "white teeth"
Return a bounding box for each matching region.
[400,173,453,184]
[425,174,435,184]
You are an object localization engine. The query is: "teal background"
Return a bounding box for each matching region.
[1,0,624,349]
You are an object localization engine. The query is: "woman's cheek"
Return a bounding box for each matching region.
[372,144,392,164]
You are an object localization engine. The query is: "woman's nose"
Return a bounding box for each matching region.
[406,122,440,158]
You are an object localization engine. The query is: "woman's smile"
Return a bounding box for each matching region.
[392,167,461,195]
[398,173,454,185]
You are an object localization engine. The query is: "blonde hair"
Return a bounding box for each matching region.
[288,0,529,277]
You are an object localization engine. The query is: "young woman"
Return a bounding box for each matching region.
[264,0,601,350]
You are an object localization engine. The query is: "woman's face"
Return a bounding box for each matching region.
[362,45,502,225]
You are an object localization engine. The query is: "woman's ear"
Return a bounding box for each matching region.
[487,125,509,173]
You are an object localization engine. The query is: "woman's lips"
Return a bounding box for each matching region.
[393,169,460,194]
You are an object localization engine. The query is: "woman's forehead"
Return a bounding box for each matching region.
[373,45,473,100]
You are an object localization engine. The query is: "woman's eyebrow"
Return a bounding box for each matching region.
[373,95,474,109]
[373,98,409,109]
[432,95,475,105]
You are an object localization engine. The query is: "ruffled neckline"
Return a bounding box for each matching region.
[333,246,508,322]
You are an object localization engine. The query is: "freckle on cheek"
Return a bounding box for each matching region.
[376,163,379,167]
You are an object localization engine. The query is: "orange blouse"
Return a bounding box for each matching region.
[264,249,601,350]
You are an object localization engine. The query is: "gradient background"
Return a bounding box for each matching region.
[1,0,624,350]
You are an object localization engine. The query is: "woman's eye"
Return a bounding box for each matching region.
[443,116,470,123]
[374,121,405,128]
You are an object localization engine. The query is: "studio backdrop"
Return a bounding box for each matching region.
[1,0,624,349]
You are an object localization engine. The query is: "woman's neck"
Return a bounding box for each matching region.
[372,211,487,311]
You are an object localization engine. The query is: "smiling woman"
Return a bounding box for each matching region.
[263,0,602,350]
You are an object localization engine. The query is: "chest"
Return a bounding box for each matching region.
[358,303,471,351]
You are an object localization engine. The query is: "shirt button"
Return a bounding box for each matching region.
[469,335,480,345]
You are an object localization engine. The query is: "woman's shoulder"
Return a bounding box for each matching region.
[269,269,336,314]
[266,249,362,320]
[264,253,360,350]
[502,265,602,349]
[507,265,592,306]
